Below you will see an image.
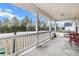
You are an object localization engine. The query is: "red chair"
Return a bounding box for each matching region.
[75,34,79,47]
[69,32,78,46]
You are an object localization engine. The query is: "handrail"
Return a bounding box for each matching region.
[0,31,49,40]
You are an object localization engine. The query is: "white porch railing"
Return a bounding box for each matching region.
[0,31,51,56]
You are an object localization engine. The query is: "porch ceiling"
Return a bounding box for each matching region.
[12,3,79,21]
[34,3,79,20]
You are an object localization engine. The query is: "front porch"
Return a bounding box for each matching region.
[0,3,79,56]
[20,36,79,56]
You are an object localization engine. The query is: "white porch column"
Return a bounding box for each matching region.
[75,19,79,33]
[77,20,79,33]
[36,11,39,47]
[49,18,52,39]
[72,20,76,32]
[54,21,57,33]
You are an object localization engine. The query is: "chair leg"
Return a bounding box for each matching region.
[76,41,79,47]
[69,40,72,47]
[75,41,77,46]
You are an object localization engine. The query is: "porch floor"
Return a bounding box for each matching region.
[20,36,79,56]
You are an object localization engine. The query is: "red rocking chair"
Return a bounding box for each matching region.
[69,32,79,47]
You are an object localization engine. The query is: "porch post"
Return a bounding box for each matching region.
[75,19,79,33]
[36,11,39,47]
[49,18,52,39]
[75,20,77,33]
[54,21,57,33]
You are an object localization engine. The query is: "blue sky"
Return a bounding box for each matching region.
[0,3,36,22]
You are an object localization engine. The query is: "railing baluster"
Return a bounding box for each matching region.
[25,36,27,47]
[19,37,21,50]
[7,39,10,55]
[9,39,12,54]
[24,36,26,48]
[15,37,18,52]
[31,35,33,45]
[21,37,23,49]
[5,40,9,55]
[31,35,33,44]
[30,35,32,45]
[26,36,28,47]
[27,35,29,46]
[17,37,19,52]
[27,35,30,46]
[29,35,31,45]
[4,40,7,55]
[21,36,24,49]
[23,36,25,48]
[18,37,20,51]
[20,37,22,49]
[22,36,24,49]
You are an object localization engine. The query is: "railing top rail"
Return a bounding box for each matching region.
[0,31,49,40]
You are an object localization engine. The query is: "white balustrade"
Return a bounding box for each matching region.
[0,31,51,56]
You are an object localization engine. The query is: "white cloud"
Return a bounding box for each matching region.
[5,9,13,12]
[0,8,17,19]
[18,16,24,20]
[0,8,1,11]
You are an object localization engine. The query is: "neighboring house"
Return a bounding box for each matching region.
[64,21,76,32]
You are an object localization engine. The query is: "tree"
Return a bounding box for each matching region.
[29,19,33,31]
[12,17,19,26]
[38,19,41,31]
[42,20,47,30]
[40,20,47,30]
[0,20,3,33]
[22,16,30,31]
[0,20,2,27]
[30,19,32,27]
[11,16,19,35]
[2,17,10,33]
